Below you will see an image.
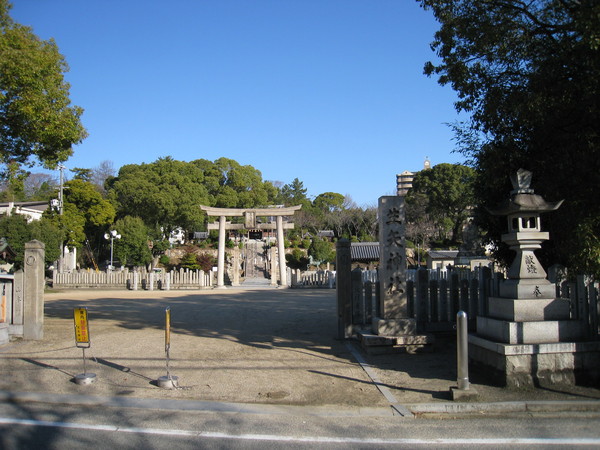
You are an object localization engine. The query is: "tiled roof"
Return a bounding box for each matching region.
[351,242,380,261]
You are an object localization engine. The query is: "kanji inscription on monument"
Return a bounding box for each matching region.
[378,196,407,319]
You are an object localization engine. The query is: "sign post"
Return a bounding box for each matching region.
[157,306,179,389]
[73,307,96,385]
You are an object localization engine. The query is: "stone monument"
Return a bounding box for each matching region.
[469,169,600,386]
[359,196,433,353]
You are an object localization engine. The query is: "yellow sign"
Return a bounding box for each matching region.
[165,307,171,351]
[73,307,90,348]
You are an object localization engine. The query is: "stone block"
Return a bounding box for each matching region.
[358,332,435,355]
[468,335,600,387]
[488,297,570,322]
[499,279,555,299]
[476,316,586,344]
[372,317,416,336]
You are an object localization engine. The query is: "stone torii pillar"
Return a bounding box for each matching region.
[200,206,301,288]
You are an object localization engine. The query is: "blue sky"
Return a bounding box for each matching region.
[11,0,466,207]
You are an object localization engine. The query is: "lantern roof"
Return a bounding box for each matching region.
[488,169,563,216]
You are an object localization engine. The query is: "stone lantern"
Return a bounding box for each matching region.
[468,169,600,387]
[488,168,563,300]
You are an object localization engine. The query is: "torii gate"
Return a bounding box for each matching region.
[200,205,302,288]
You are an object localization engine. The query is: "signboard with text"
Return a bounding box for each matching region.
[73,307,90,348]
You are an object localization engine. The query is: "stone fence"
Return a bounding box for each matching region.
[350,267,600,337]
[52,268,214,290]
[290,270,336,288]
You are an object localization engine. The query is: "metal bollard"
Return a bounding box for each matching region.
[456,310,469,390]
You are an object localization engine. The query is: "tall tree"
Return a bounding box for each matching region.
[280,178,309,206]
[107,157,209,239]
[0,0,87,172]
[112,215,152,267]
[407,163,475,244]
[421,0,600,273]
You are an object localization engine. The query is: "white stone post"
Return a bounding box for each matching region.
[23,240,45,340]
[217,215,226,288]
[276,215,287,287]
[270,246,278,286]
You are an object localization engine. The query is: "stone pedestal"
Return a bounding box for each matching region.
[469,335,600,387]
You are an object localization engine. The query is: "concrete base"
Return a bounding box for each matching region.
[74,373,97,385]
[488,296,570,322]
[358,332,435,355]
[476,316,586,344]
[450,386,479,401]
[0,323,8,345]
[372,317,416,336]
[157,375,179,389]
[469,334,600,388]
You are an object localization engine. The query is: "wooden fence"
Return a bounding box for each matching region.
[52,268,214,290]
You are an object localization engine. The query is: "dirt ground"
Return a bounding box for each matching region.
[1,288,599,408]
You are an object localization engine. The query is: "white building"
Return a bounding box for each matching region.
[0,201,49,223]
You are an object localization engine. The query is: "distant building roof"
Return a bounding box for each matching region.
[0,201,49,223]
[317,230,334,238]
[427,250,459,260]
[351,242,380,262]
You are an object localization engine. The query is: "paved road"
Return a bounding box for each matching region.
[2,400,600,449]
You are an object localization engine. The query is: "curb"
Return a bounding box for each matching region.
[2,390,600,418]
[407,400,600,415]
[0,390,394,417]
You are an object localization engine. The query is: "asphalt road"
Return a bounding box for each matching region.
[2,400,600,449]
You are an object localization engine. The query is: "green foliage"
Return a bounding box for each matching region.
[112,216,152,267]
[407,163,475,244]
[0,213,62,267]
[107,157,209,238]
[158,254,171,267]
[279,178,309,206]
[29,216,62,264]
[570,217,600,280]
[285,248,309,270]
[313,192,345,212]
[421,0,600,273]
[308,238,335,265]
[0,213,30,267]
[179,251,200,270]
[191,157,277,208]
[64,179,115,230]
[0,0,87,170]
[44,202,85,248]
[107,157,277,239]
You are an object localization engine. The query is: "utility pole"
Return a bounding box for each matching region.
[57,164,66,273]
[58,163,65,216]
